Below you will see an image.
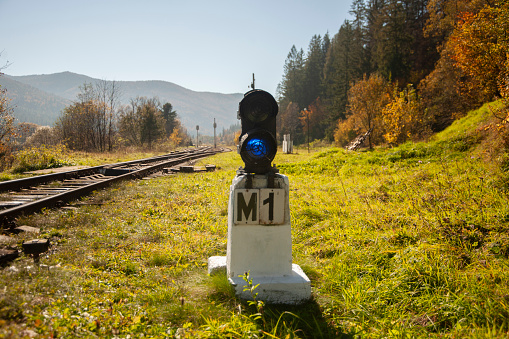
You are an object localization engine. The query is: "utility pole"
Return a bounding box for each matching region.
[213,118,217,149]
[304,108,310,153]
[196,125,199,148]
[250,73,255,90]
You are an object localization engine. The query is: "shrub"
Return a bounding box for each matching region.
[12,144,73,173]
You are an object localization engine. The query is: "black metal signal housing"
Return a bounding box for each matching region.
[238,89,278,174]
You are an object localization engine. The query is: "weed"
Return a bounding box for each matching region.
[0,296,24,321]
[208,271,236,303]
[12,144,73,173]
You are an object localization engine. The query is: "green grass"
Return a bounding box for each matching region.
[432,101,497,143]
[11,145,74,174]
[1,106,509,337]
[0,147,183,181]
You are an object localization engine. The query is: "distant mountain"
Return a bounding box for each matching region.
[1,72,244,135]
[0,75,69,126]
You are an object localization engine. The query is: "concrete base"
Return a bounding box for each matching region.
[229,263,311,305]
[208,255,227,275]
[208,256,311,304]
[217,173,312,304]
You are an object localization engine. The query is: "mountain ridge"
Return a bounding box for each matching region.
[0,75,70,126]
[0,72,243,134]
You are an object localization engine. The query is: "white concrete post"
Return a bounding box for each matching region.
[223,172,311,304]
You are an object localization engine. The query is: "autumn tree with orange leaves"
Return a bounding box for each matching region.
[298,97,327,142]
[0,82,15,169]
[335,74,392,149]
[448,1,509,147]
[382,85,424,145]
[450,2,509,102]
[0,57,16,170]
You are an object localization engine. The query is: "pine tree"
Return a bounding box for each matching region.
[279,45,306,109]
[277,45,306,142]
[322,20,366,140]
[161,102,177,137]
[118,97,166,149]
[140,99,165,150]
[302,35,325,108]
[350,0,371,74]
[281,102,303,143]
[366,0,438,86]
[321,32,331,71]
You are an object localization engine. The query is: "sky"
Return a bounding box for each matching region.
[0,0,353,95]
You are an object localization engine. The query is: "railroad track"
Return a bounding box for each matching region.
[0,147,227,227]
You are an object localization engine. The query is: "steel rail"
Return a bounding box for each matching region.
[0,147,225,225]
[0,147,214,193]
[0,165,105,193]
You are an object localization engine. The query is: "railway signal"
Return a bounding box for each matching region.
[207,87,311,304]
[237,89,278,174]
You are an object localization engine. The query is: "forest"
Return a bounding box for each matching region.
[2,0,509,171]
[276,0,509,148]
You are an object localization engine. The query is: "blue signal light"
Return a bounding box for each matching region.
[238,90,278,173]
[245,137,270,159]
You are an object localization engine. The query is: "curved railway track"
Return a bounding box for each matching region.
[0,147,228,227]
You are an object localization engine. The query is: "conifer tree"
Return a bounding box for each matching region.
[279,45,306,109]
[161,102,177,137]
[321,32,331,70]
[278,45,306,142]
[366,0,437,86]
[302,35,325,108]
[140,98,165,150]
[322,20,365,140]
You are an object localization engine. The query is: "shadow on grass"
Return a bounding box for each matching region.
[244,298,353,339]
[207,271,353,338]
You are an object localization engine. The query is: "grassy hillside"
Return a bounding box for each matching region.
[0,76,69,126]
[1,104,508,338]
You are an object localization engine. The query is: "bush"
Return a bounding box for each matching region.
[12,144,73,173]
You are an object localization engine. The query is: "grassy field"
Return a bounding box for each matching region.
[0,146,177,181]
[1,103,509,338]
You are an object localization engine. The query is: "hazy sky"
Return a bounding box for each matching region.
[0,0,353,94]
